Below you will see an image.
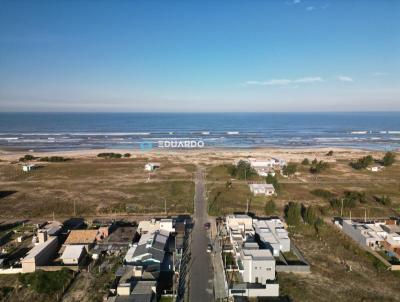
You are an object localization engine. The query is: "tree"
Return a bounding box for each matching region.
[326,150,334,156]
[266,173,280,191]
[374,195,392,206]
[19,154,35,162]
[285,202,302,226]
[302,206,317,225]
[283,163,297,177]
[265,200,276,215]
[312,158,318,165]
[123,153,131,158]
[301,158,310,165]
[350,155,374,170]
[310,161,329,174]
[382,151,396,166]
[231,160,257,180]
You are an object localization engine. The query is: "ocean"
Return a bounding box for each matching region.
[0,112,399,151]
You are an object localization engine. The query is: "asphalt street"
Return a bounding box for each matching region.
[188,167,214,302]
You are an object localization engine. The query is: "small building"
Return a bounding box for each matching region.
[21,236,58,273]
[64,230,99,250]
[61,245,87,265]
[22,164,36,172]
[240,248,276,284]
[160,219,175,233]
[144,163,160,171]
[367,166,384,172]
[249,184,275,196]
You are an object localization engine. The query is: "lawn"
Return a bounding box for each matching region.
[278,223,400,302]
[0,158,196,218]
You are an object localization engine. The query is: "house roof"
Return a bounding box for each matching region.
[22,237,57,261]
[249,183,275,190]
[61,245,86,260]
[65,230,98,245]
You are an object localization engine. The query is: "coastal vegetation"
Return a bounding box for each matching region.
[382,151,396,166]
[350,155,374,170]
[309,160,329,174]
[282,162,297,177]
[40,156,69,162]
[97,152,123,159]
[227,160,257,180]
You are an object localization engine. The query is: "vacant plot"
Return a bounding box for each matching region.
[279,223,400,302]
[0,158,195,218]
[206,159,400,217]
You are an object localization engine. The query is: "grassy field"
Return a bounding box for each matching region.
[0,157,195,218]
[205,157,400,218]
[279,223,400,302]
[0,269,74,302]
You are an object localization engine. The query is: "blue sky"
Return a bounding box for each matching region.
[0,0,399,112]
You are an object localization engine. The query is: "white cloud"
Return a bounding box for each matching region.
[306,6,316,11]
[337,75,354,82]
[294,77,323,83]
[243,76,323,86]
[285,0,301,5]
[372,72,389,77]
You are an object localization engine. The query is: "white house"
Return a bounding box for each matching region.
[22,164,36,172]
[249,184,276,196]
[367,166,384,172]
[239,248,276,284]
[144,163,160,171]
[61,245,86,265]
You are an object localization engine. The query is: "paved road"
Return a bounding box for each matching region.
[189,167,214,302]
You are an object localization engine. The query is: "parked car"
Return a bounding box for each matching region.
[204,222,211,230]
[207,244,213,253]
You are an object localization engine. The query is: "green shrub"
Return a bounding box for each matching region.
[265,174,280,191]
[373,195,392,206]
[40,156,68,162]
[265,200,276,215]
[19,154,35,162]
[18,269,72,294]
[282,163,297,176]
[311,189,335,199]
[285,202,302,226]
[310,161,329,174]
[382,151,396,166]
[301,158,310,165]
[350,155,374,170]
[97,153,122,159]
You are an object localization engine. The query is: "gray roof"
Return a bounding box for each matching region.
[148,247,165,262]
[132,244,149,258]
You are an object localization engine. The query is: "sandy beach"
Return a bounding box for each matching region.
[0,146,387,164]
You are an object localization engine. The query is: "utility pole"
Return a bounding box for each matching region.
[364,208,367,222]
[340,198,344,217]
[246,198,249,214]
[164,198,167,214]
[73,200,76,216]
[52,211,55,221]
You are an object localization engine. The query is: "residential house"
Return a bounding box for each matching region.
[21,234,58,273]
[144,163,160,171]
[249,184,276,196]
[60,245,87,265]
[64,229,99,250]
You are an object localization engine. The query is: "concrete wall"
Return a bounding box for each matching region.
[342,221,368,246]
[242,258,275,284]
[229,283,279,297]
